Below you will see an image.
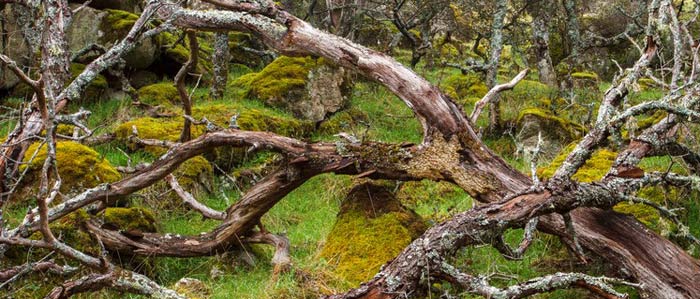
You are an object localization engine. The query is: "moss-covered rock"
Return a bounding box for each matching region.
[317,107,370,136]
[173,277,211,299]
[100,9,157,69]
[137,82,180,109]
[231,56,353,122]
[102,207,158,232]
[20,141,121,196]
[320,182,427,285]
[175,155,214,196]
[439,72,488,102]
[516,108,586,159]
[114,117,201,155]
[571,71,600,89]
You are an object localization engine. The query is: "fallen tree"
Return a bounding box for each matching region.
[0,0,699,298]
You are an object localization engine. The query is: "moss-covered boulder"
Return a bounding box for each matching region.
[68,0,141,11]
[439,72,488,103]
[320,182,427,285]
[101,9,157,69]
[231,56,353,122]
[101,207,158,232]
[571,71,600,89]
[516,108,585,159]
[66,6,157,70]
[137,82,180,113]
[19,141,121,196]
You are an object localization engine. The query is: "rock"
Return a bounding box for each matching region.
[18,141,121,198]
[231,56,353,122]
[516,108,585,160]
[173,277,211,299]
[320,182,427,284]
[130,70,160,89]
[0,5,32,90]
[571,71,599,89]
[69,0,142,13]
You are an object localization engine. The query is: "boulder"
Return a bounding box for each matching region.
[516,108,585,160]
[0,5,32,90]
[231,56,353,122]
[69,0,142,13]
[18,141,121,197]
[67,7,157,70]
[320,182,426,284]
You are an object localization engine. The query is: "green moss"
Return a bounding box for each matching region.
[636,110,668,130]
[230,56,319,101]
[102,207,158,232]
[104,9,139,31]
[317,108,369,136]
[517,108,586,139]
[320,183,426,285]
[67,63,108,101]
[138,82,179,105]
[70,63,108,89]
[175,155,214,196]
[439,73,488,101]
[20,141,121,194]
[638,78,657,90]
[571,72,599,81]
[114,117,203,154]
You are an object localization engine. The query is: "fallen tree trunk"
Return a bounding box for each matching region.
[159,3,700,298]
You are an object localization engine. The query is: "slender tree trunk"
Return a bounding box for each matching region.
[487,0,507,131]
[529,0,557,87]
[209,32,229,100]
[563,0,581,61]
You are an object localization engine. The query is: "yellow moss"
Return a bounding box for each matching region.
[638,78,657,90]
[138,82,180,106]
[571,71,599,81]
[517,108,586,139]
[102,207,157,232]
[230,56,320,100]
[440,73,488,100]
[172,278,211,299]
[537,143,617,182]
[175,155,213,196]
[20,141,120,194]
[114,117,205,154]
[537,144,665,230]
[104,9,139,31]
[320,183,426,285]
[637,110,668,130]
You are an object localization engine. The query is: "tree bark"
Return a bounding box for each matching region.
[486,0,507,131]
[209,32,229,100]
[528,0,557,87]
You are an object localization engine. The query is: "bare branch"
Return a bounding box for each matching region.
[471,69,529,124]
[165,174,226,220]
